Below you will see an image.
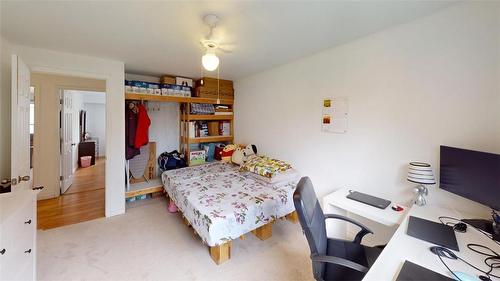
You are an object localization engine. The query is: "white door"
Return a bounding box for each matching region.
[10,55,32,192]
[0,55,37,281]
[61,90,74,194]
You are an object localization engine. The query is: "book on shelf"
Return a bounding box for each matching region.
[214,105,231,115]
[185,121,230,139]
[199,122,209,137]
[219,121,231,136]
[214,111,233,115]
[191,121,209,138]
[188,122,195,137]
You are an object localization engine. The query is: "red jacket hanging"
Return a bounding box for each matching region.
[134,104,151,148]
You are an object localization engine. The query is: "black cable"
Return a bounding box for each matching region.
[457,256,500,279]
[439,216,462,225]
[436,253,463,281]
[462,244,500,279]
[468,244,499,257]
[435,217,500,279]
[438,216,500,246]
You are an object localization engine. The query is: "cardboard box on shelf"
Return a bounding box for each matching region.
[195,77,233,90]
[194,87,234,100]
[160,75,176,85]
[176,77,193,87]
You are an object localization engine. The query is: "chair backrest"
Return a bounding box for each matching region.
[293,177,327,279]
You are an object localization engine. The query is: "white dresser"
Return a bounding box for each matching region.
[0,189,38,281]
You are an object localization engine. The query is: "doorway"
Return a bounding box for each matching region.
[60,90,106,196]
[30,73,107,229]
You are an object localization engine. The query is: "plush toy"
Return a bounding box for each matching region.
[220,144,237,162]
[243,144,257,159]
[231,147,245,166]
[232,144,258,166]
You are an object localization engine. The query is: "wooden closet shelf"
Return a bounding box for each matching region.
[125,93,234,105]
[126,178,163,199]
[183,114,233,121]
[187,135,233,144]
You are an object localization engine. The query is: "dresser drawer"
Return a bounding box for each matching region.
[3,197,34,245]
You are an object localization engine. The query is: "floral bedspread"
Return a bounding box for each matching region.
[162,162,299,246]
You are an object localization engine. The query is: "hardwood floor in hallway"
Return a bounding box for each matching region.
[37,157,105,229]
[65,157,105,194]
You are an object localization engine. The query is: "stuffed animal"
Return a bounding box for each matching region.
[243,144,257,159]
[220,144,237,162]
[232,144,258,166]
[231,147,245,166]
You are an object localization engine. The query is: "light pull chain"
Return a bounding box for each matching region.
[217,62,220,104]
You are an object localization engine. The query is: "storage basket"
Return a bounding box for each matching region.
[80,156,92,168]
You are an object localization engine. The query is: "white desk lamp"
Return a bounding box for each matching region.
[407,162,435,206]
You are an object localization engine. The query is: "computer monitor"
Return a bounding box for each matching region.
[439,146,500,211]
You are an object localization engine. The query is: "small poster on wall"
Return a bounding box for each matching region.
[322,97,348,133]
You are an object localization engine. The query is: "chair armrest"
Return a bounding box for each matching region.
[324,214,373,244]
[311,254,368,273]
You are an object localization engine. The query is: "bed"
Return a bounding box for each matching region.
[161,161,300,264]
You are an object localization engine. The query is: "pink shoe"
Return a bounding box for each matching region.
[167,200,178,213]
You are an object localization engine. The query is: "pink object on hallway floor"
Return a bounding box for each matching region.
[80,156,92,168]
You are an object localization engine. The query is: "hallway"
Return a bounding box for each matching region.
[37,157,105,229]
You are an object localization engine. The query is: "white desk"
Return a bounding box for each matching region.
[323,188,408,226]
[323,188,408,240]
[363,205,500,281]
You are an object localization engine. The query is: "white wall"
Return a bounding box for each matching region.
[235,2,500,218]
[1,43,125,217]
[81,91,106,157]
[81,90,106,104]
[147,102,180,157]
[83,103,106,156]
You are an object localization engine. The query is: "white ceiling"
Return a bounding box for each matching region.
[1,1,455,80]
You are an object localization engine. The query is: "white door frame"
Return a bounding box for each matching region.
[29,63,123,217]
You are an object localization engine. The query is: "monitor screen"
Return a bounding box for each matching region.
[440,146,500,210]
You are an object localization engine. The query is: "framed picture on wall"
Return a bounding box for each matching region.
[321,97,348,133]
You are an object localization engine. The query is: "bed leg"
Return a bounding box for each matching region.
[209,242,231,264]
[286,211,299,224]
[251,222,273,240]
[183,217,191,227]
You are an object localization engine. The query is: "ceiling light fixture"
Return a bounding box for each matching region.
[201,14,221,71]
[202,47,219,71]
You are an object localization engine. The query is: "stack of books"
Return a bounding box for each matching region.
[214,105,233,115]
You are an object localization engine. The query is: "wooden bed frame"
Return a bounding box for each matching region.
[163,191,299,264]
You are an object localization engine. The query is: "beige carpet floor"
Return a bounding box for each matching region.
[37,196,313,281]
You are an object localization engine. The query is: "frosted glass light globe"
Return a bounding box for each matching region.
[202,53,219,71]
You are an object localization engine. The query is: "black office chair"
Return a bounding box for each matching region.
[293,177,382,281]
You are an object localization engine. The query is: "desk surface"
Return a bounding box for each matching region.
[363,205,500,281]
[323,188,408,227]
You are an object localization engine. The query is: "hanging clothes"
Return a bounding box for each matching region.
[134,104,151,149]
[125,102,140,160]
